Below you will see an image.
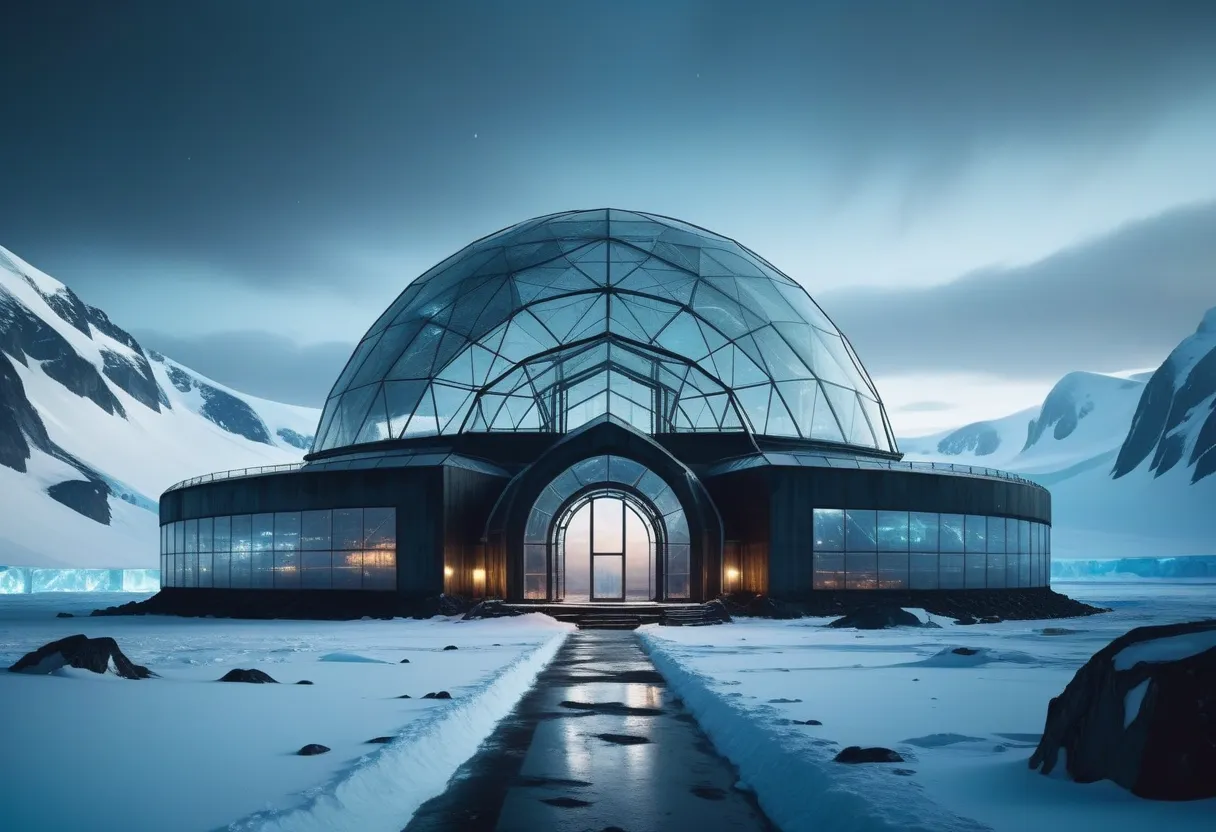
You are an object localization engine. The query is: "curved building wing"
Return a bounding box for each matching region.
[313,209,896,454]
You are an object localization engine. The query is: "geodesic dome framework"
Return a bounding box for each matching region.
[313,209,897,455]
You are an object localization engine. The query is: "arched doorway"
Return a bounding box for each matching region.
[522,454,691,602]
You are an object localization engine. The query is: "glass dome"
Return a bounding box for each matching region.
[312,209,897,454]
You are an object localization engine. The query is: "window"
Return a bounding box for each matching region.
[877,511,909,552]
[845,510,877,552]
[909,512,938,552]
[812,509,845,551]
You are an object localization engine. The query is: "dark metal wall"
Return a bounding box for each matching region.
[707,465,1051,597]
[160,467,446,596]
[442,466,511,597]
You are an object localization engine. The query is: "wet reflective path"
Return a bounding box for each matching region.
[403,630,774,832]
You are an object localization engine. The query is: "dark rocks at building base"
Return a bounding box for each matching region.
[399,658,411,664]
[55,612,73,618]
[218,668,278,684]
[724,588,1105,623]
[701,598,733,623]
[9,634,154,679]
[46,479,111,524]
[1042,627,1081,636]
[89,589,475,621]
[834,746,905,764]
[296,680,313,685]
[367,736,394,744]
[1029,619,1216,800]
[442,645,459,651]
[462,599,523,620]
[954,615,978,626]
[827,606,924,630]
[297,744,330,756]
[422,690,452,699]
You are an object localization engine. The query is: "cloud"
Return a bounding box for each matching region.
[136,330,353,408]
[820,200,1216,380]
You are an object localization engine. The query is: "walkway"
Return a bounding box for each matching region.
[403,630,774,832]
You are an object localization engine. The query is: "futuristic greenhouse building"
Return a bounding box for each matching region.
[158,210,1051,608]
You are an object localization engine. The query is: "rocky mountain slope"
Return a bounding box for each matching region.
[0,245,320,569]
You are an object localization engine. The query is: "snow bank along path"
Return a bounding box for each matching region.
[639,628,988,832]
[233,625,570,832]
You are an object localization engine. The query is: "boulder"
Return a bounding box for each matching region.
[702,598,733,624]
[954,615,978,626]
[422,690,452,699]
[442,645,459,651]
[827,606,923,630]
[218,668,278,684]
[399,658,411,664]
[834,746,905,763]
[1029,619,1216,800]
[55,612,74,619]
[462,599,523,620]
[297,744,330,756]
[8,634,154,680]
[296,680,314,685]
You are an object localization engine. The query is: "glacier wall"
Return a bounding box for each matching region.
[1052,556,1216,580]
[0,566,160,593]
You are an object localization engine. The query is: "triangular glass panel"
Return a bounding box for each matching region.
[707,344,736,385]
[331,336,379,394]
[754,326,812,382]
[704,245,766,278]
[765,390,799,437]
[690,282,750,339]
[498,315,554,364]
[775,379,818,438]
[740,278,801,323]
[733,345,770,387]
[313,396,341,451]
[619,295,679,342]
[436,344,476,386]
[703,274,743,304]
[469,344,499,387]
[643,267,697,304]
[649,241,700,274]
[734,383,773,435]
[820,383,858,445]
[775,281,836,331]
[530,294,600,342]
[385,380,428,437]
[431,328,473,378]
[432,383,475,434]
[567,294,609,341]
[385,323,444,380]
[352,387,390,445]
[696,318,730,353]
[608,299,649,342]
[655,311,711,361]
[698,249,738,278]
[613,266,663,295]
[401,386,438,437]
[504,239,565,273]
[859,394,894,453]
[845,394,877,449]
[330,384,379,448]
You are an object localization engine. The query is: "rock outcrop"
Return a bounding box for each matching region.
[1029,619,1216,800]
[8,634,153,679]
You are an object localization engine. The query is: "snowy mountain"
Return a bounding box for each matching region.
[0,245,320,569]
[901,309,1216,559]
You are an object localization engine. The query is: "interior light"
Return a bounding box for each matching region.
[472,568,486,582]
[443,566,454,578]
[726,567,740,580]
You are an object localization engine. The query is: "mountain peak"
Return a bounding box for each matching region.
[1200,306,1216,335]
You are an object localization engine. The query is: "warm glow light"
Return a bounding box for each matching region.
[443,566,454,578]
[472,568,486,582]
[726,567,740,581]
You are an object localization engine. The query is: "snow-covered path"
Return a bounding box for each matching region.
[0,593,571,832]
[640,582,1216,832]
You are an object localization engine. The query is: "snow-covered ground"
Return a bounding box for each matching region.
[0,594,571,832]
[640,582,1216,832]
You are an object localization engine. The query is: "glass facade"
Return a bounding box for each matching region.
[523,454,690,601]
[314,209,896,453]
[812,508,1049,590]
[160,508,396,590]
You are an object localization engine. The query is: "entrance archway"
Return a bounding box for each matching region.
[522,454,691,602]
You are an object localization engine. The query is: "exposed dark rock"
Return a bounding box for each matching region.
[397,694,412,699]
[399,658,411,663]
[164,363,272,444]
[8,634,153,679]
[768,697,802,703]
[701,598,733,624]
[558,700,664,717]
[297,744,330,756]
[936,421,1002,457]
[954,615,978,626]
[296,680,313,685]
[793,719,823,726]
[541,796,594,808]
[55,612,73,618]
[47,479,111,524]
[891,768,916,776]
[1024,373,1093,450]
[690,786,728,800]
[462,599,523,620]
[100,349,164,413]
[834,746,905,764]
[367,736,394,744]
[422,691,452,699]
[1030,619,1216,800]
[91,590,470,621]
[443,644,459,651]
[594,733,651,745]
[1042,627,1081,636]
[952,647,980,656]
[980,615,1003,624]
[276,427,313,450]
[827,606,923,630]
[218,668,278,684]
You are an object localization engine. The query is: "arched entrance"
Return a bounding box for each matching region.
[522,454,691,602]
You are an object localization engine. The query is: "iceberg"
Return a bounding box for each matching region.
[1052,556,1216,580]
[0,566,161,593]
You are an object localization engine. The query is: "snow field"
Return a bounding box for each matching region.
[0,599,572,832]
[640,582,1216,832]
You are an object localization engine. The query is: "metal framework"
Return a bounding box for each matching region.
[313,209,897,454]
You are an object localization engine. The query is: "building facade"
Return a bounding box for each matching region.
[159,210,1050,604]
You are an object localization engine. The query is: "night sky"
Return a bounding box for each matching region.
[3,1,1216,432]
